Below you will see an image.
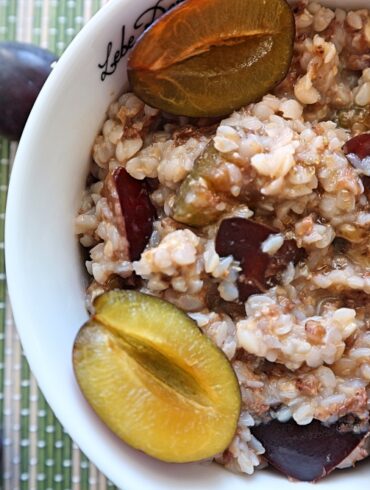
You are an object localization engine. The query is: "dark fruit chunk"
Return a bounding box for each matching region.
[128,0,295,117]
[333,237,350,254]
[114,167,156,261]
[0,42,57,140]
[251,419,367,482]
[343,133,370,160]
[343,133,370,176]
[205,282,245,319]
[215,218,304,301]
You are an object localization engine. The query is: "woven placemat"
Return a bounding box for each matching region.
[0,1,120,489]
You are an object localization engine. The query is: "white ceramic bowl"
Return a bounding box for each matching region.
[5,0,370,488]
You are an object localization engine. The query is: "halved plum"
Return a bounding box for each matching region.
[251,418,367,482]
[215,218,305,301]
[128,0,295,117]
[73,290,241,463]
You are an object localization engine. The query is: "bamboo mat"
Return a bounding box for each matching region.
[0,1,120,489]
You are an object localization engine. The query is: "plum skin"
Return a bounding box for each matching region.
[0,42,57,140]
[251,418,367,482]
[215,218,305,301]
[113,167,156,261]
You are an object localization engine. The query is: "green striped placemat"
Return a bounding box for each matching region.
[0,1,119,489]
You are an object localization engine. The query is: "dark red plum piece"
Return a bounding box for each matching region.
[344,133,370,159]
[251,419,367,482]
[114,167,156,261]
[343,133,370,176]
[215,218,305,301]
[0,42,57,140]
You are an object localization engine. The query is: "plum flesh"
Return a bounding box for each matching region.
[73,290,241,463]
